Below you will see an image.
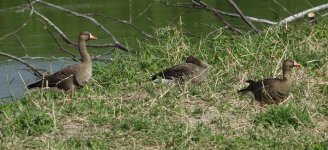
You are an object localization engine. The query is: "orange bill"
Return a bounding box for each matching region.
[89,34,97,40]
[294,60,302,67]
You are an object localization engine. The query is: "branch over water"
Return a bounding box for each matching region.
[35,0,129,51]
[0,51,46,78]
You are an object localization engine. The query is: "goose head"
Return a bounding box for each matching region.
[79,31,97,41]
[283,59,302,70]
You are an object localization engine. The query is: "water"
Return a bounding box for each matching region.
[0,0,326,99]
[0,58,74,101]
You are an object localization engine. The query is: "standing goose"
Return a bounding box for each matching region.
[238,59,301,106]
[151,56,210,84]
[27,31,97,96]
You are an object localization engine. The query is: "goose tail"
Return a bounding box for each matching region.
[238,80,256,93]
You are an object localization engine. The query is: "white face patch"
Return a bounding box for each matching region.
[153,78,175,84]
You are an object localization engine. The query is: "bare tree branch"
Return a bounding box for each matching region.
[33,10,114,49]
[135,1,155,18]
[322,12,328,17]
[160,1,328,26]
[214,10,277,25]
[228,0,260,33]
[278,3,328,25]
[14,34,28,57]
[0,3,28,13]
[88,13,156,40]
[0,2,33,41]
[129,0,132,23]
[168,7,193,25]
[159,1,277,25]
[273,0,293,16]
[36,0,129,51]
[0,51,46,78]
[38,19,79,61]
[147,17,157,29]
[190,0,243,34]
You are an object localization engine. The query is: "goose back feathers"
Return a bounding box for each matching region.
[151,56,210,84]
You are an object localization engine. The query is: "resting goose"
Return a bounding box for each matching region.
[151,56,210,84]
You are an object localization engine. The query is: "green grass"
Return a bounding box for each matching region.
[0,20,328,149]
[254,105,314,128]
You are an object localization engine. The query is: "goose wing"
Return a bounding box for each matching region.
[151,63,196,80]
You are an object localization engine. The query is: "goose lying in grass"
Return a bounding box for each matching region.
[151,56,210,84]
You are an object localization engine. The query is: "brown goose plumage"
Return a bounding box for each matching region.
[27,31,97,95]
[238,59,301,106]
[151,56,210,84]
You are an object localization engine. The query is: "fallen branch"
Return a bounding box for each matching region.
[0,51,46,78]
[159,1,277,25]
[228,0,260,33]
[191,0,243,34]
[36,0,129,51]
[88,13,156,40]
[278,3,328,25]
[160,1,328,26]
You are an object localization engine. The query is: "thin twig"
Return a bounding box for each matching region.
[0,1,33,41]
[168,7,193,25]
[0,3,28,13]
[38,18,79,61]
[14,34,29,57]
[147,17,157,29]
[273,0,293,16]
[228,0,260,33]
[88,13,156,39]
[135,1,155,18]
[129,0,132,23]
[33,10,115,48]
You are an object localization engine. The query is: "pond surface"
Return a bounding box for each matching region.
[0,58,74,101]
[0,0,327,100]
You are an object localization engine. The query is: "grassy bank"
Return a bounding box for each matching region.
[0,21,327,149]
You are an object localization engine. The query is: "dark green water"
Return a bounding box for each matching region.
[0,0,326,58]
[0,0,326,99]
